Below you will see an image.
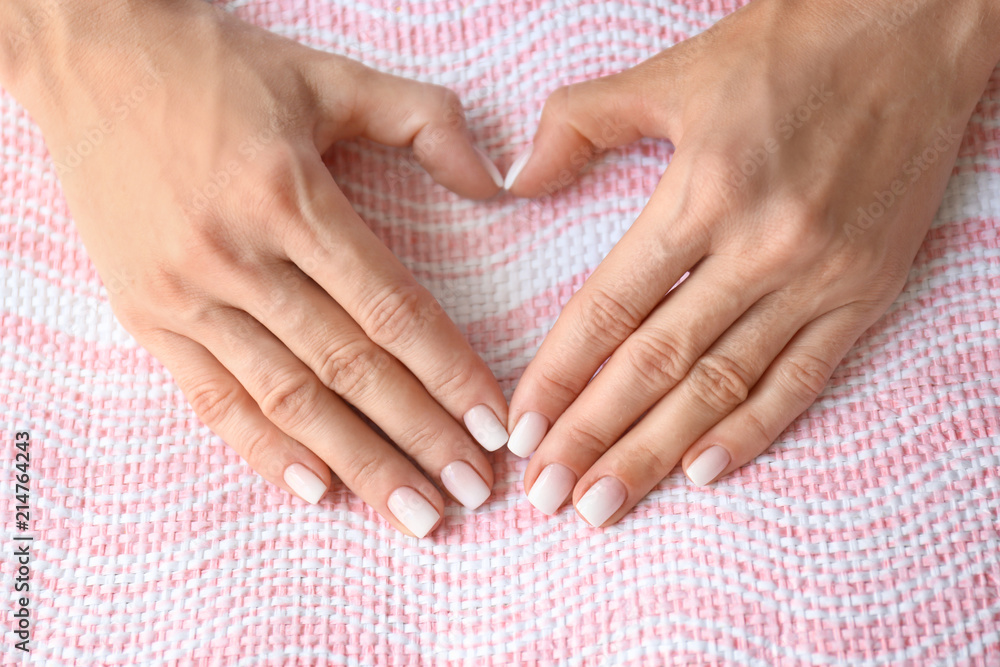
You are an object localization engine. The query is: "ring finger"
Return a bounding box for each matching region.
[181,305,450,537]
[524,289,815,523]
[229,263,494,509]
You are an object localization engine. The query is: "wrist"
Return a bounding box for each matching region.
[0,0,205,124]
[851,0,1000,65]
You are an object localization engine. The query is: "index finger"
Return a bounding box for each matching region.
[281,153,510,450]
[507,161,710,455]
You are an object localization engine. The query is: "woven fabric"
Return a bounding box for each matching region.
[2,1,999,665]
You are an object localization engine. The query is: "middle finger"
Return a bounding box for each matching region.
[517,253,773,466]
[229,262,495,510]
[525,287,813,521]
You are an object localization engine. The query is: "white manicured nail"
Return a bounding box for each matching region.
[441,461,491,510]
[527,463,576,515]
[503,146,533,190]
[686,446,731,486]
[507,412,548,458]
[474,146,504,189]
[283,463,328,504]
[387,487,440,538]
[576,477,627,527]
[463,405,509,451]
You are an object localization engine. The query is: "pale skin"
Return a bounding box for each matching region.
[2,0,997,536]
[505,0,1000,525]
[0,0,509,538]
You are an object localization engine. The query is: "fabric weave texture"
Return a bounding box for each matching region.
[1,1,999,665]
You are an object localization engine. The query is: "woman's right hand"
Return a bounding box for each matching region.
[1,0,509,537]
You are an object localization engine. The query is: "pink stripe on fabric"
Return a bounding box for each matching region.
[2,1,1000,665]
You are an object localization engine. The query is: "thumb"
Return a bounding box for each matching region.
[504,66,679,198]
[311,59,503,200]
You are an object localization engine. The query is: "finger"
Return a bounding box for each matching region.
[527,290,811,523]
[680,303,878,487]
[508,156,709,454]
[281,155,510,451]
[143,330,333,505]
[230,263,494,509]
[179,306,447,538]
[510,255,771,459]
[308,58,502,199]
[504,65,679,197]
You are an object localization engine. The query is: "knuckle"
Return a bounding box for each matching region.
[574,288,643,344]
[779,352,833,398]
[427,359,479,401]
[394,420,440,461]
[410,84,466,133]
[436,86,465,119]
[319,341,388,399]
[187,379,240,427]
[687,353,752,412]
[259,374,319,425]
[536,363,583,406]
[621,334,688,391]
[246,146,313,230]
[612,439,672,481]
[560,419,612,461]
[145,263,193,305]
[766,197,835,261]
[143,265,218,329]
[542,85,573,123]
[179,212,251,273]
[361,282,436,349]
[239,429,274,469]
[348,452,383,492]
[742,407,774,446]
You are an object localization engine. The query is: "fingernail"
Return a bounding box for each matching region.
[686,446,731,486]
[507,412,548,458]
[576,477,627,527]
[527,463,576,515]
[387,487,440,538]
[463,405,509,452]
[441,461,492,509]
[473,146,504,189]
[283,463,328,504]
[503,146,533,190]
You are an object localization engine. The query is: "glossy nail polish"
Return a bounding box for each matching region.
[283,463,328,505]
[441,461,492,509]
[503,146,533,190]
[576,477,627,527]
[388,487,440,538]
[463,405,509,451]
[686,446,731,486]
[507,412,548,458]
[527,463,576,515]
[473,146,504,188]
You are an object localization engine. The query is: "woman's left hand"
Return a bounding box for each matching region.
[502,0,1000,526]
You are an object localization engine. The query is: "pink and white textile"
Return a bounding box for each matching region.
[1,1,999,664]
